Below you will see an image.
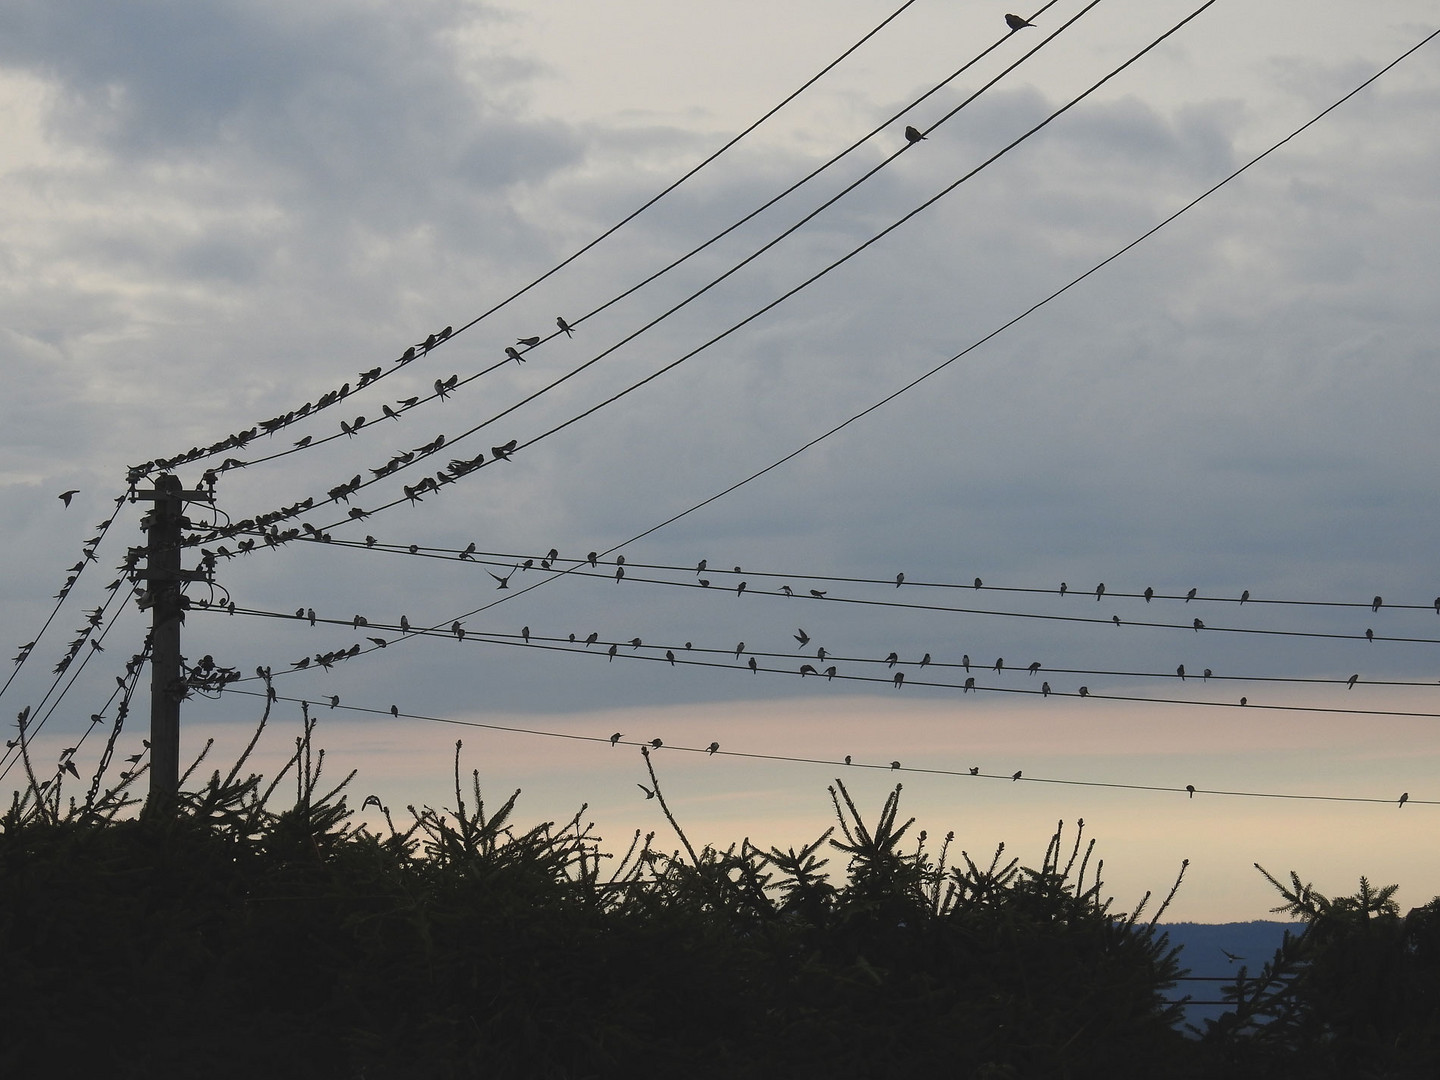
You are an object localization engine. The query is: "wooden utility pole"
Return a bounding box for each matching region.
[135,474,212,813]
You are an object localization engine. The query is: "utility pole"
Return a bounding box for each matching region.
[135,474,212,813]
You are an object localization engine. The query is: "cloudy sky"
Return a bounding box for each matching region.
[3,0,1438,922]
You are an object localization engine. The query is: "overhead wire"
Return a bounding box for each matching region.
[213,685,1437,808]
[137,0,929,475]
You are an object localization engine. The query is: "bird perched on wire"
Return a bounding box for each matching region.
[707,742,720,755]
[610,732,622,746]
[904,125,925,145]
[516,336,541,348]
[556,316,575,337]
[1005,13,1035,31]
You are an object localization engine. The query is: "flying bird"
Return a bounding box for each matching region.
[904,125,925,145]
[488,567,515,589]
[637,784,656,800]
[794,628,810,648]
[1005,13,1035,31]
[58,490,79,507]
[1221,949,1243,963]
[556,316,574,337]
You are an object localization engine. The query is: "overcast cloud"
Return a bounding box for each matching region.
[2,0,1437,920]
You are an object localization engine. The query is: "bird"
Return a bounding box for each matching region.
[1348,674,1359,689]
[1187,588,1198,602]
[608,644,618,661]
[556,316,574,337]
[895,572,905,587]
[1193,619,1205,632]
[522,626,530,643]
[637,784,656,800]
[1059,582,1068,597]
[1239,697,1248,706]
[1240,590,1250,605]
[904,125,925,145]
[1078,686,1090,697]
[615,566,624,582]
[488,567,515,589]
[1012,770,1023,782]
[963,677,976,692]
[994,658,1004,673]
[735,642,746,658]
[845,755,852,766]
[695,559,707,575]
[974,577,983,590]
[665,650,675,665]
[816,647,827,662]
[1027,661,1041,675]
[1041,682,1051,697]
[1366,628,1374,643]
[1095,583,1105,601]
[1177,665,1186,681]
[629,637,641,650]
[400,615,411,633]
[1220,949,1243,963]
[505,346,524,363]
[1204,668,1213,681]
[893,672,904,688]
[969,767,980,776]
[1399,792,1409,808]
[650,738,663,749]
[588,552,598,567]
[451,621,465,641]
[58,490,79,507]
[517,336,541,347]
[962,654,971,672]
[920,654,931,667]
[886,652,899,668]
[1112,615,1122,628]
[1372,596,1383,612]
[891,761,902,770]
[585,632,599,647]
[735,581,746,596]
[794,628,810,648]
[824,666,836,680]
[707,742,720,755]
[1005,13,1035,31]
[1187,785,1195,798]
[800,664,817,677]
[810,589,827,598]
[610,732,622,746]
[1144,587,1154,603]
[367,637,388,649]
[748,657,758,674]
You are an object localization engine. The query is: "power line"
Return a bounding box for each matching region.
[212,686,1435,809]
[132,1,928,477]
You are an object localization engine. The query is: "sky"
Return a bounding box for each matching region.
[2,0,1438,923]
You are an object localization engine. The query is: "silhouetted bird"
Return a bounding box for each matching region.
[1204,668,1213,680]
[1193,619,1204,632]
[824,666,837,680]
[891,761,902,770]
[517,336,541,347]
[638,784,656,800]
[588,552,598,567]
[708,742,720,755]
[695,559,706,574]
[1005,13,1035,31]
[962,654,971,672]
[488,567,515,589]
[611,732,622,746]
[1221,949,1242,963]
[1059,582,1068,597]
[608,644,618,661]
[556,316,574,337]
[1348,673,1359,689]
[800,664,817,677]
[1112,615,1121,628]
[651,738,663,749]
[904,125,925,145]
[1366,628,1374,642]
[1400,792,1409,808]
[974,577,983,590]
[969,767,979,776]
[1079,686,1089,697]
[735,581,746,595]
[964,677,976,692]
[1372,596,1383,612]
[893,672,904,688]
[886,652,899,668]
[1028,661,1041,675]
[895,572,905,587]
[1177,665,1186,680]
[1187,785,1195,798]
[921,653,931,667]
[505,346,524,363]
[1012,770,1022,781]
[810,589,827,598]
[58,490,79,507]
[795,628,810,647]
[585,632,598,646]
[1144,587,1154,603]
[994,658,1004,673]
[1240,590,1250,605]
[817,647,827,662]
[1041,682,1051,697]
[400,615,411,633]
[666,650,675,665]
[1187,588,1197,602]
[749,657,758,674]
[845,755,852,766]
[1095,583,1105,601]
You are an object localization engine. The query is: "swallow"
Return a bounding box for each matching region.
[1012,770,1022,781]
[1240,590,1250,605]
[489,567,515,589]
[1221,949,1243,963]
[895,572,905,587]
[294,435,313,448]
[588,552,599,567]
[585,632,598,647]
[451,621,465,641]
[974,577,983,590]
[1194,619,1204,632]
[1204,668,1213,680]
[517,336,541,348]
[651,738,663,749]
[893,672,904,688]
[1079,686,1089,697]
[400,615,411,633]
[824,666,836,680]
[920,653,931,667]
[886,652,899,668]
[665,650,675,665]
[1112,615,1122,628]
[1347,673,1359,689]
[1187,588,1197,602]
[307,608,317,625]
[58,490,79,507]
[615,566,625,583]
[367,637,388,648]
[1177,664,1186,681]
[522,626,530,643]
[736,581,746,596]
[749,657,758,674]
[1366,628,1374,642]
[1144,587,1154,603]
[845,755,853,766]
[638,784,656,800]
[964,677,975,692]
[795,628,811,648]
[1041,681,1051,697]
[904,125,925,145]
[1372,596,1383,612]
[817,647,827,662]
[611,732,622,746]
[1059,582,1068,597]
[1095,583,1105,601]
[1186,785,1195,798]
[1027,661,1041,675]
[556,316,574,337]
[1239,697,1248,706]
[810,589,827,598]
[505,346,524,363]
[969,767,979,775]
[1399,792,1409,808]
[962,654,970,672]
[695,559,707,575]
[800,664,817,677]
[735,642,746,658]
[1005,13,1035,31]
[707,742,719,755]
[891,761,902,770]
[491,439,517,460]
[994,658,1004,673]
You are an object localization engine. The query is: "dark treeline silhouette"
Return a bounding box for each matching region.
[2,703,1437,1078]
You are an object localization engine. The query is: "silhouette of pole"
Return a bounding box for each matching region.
[136,474,211,814]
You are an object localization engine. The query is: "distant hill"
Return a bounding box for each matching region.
[1157,921,1304,1031]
